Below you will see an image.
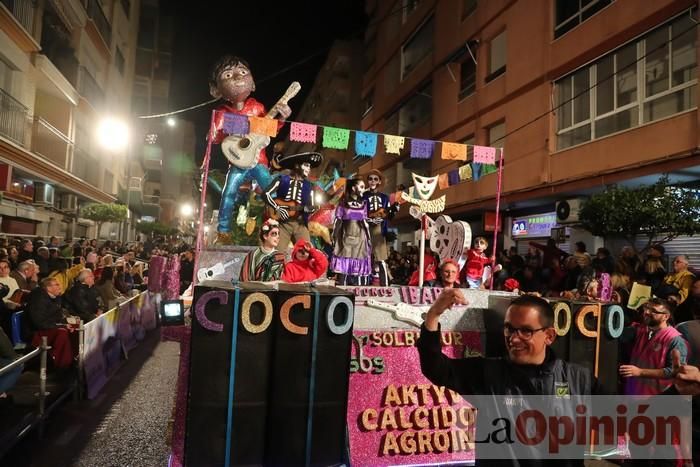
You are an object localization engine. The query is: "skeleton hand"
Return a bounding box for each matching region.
[276,206,289,221]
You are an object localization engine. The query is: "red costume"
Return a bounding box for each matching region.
[461,248,492,283]
[211,98,269,167]
[281,240,328,283]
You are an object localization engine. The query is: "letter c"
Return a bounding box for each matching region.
[195,290,227,332]
[575,304,599,338]
[326,296,354,335]
[281,295,311,335]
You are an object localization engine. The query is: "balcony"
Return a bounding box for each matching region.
[0,88,28,146]
[77,66,104,110]
[31,117,72,169]
[1,0,36,34]
[34,54,80,105]
[71,146,101,188]
[86,0,111,47]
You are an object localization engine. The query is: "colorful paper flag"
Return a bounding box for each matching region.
[322,126,350,150]
[473,145,497,164]
[448,169,460,186]
[289,122,317,143]
[481,164,498,176]
[410,138,434,159]
[249,116,278,137]
[222,113,249,135]
[384,135,405,155]
[355,131,378,157]
[438,173,449,190]
[441,142,468,161]
[471,162,482,181]
[458,164,473,181]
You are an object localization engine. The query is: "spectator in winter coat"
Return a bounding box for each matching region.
[63,269,100,322]
[281,240,328,283]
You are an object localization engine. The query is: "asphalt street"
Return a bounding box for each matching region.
[3,329,180,467]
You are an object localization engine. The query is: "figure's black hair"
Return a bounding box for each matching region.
[209,55,250,86]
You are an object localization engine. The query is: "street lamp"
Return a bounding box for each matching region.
[180,203,194,217]
[97,116,131,242]
[166,117,177,128]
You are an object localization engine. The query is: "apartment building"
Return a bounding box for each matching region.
[360,0,700,259]
[284,40,365,176]
[131,0,195,229]
[0,0,139,240]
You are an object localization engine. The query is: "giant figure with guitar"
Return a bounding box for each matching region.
[208,55,298,245]
[263,151,323,252]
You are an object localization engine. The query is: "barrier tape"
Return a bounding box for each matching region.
[305,290,321,467]
[224,287,241,466]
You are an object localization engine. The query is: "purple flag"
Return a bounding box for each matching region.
[448,169,460,186]
[409,138,435,159]
[222,113,249,135]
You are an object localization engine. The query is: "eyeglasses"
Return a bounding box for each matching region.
[503,324,548,340]
[642,306,669,315]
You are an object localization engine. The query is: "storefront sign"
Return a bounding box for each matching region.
[483,211,502,232]
[511,212,558,238]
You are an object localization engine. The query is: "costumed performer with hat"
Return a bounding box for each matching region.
[263,151,323,252]
[363,169,398,286]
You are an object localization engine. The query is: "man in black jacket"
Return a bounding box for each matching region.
[26,277,74,368]
[63,269,100,323]
[418,290,600,466]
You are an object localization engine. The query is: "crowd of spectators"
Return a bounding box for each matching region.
[0,234,192,408]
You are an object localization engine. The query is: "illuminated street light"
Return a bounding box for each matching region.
[167,117,177,127]
[97,117,129,151]
[181,203,194,217]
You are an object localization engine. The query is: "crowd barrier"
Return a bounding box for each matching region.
[80,291,160,399]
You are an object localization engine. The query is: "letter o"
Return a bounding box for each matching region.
[515,410,547,445]
[606,305,624,339]
[326,296,354,335]
[240,292,273,334]
[553,302,572,337]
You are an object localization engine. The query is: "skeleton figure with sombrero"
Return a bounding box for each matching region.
[362,169,397,285]
[263,151,323,252]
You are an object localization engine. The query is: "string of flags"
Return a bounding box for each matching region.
[220,111,502,196]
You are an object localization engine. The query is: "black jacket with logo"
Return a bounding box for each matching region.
[417,324,603,467]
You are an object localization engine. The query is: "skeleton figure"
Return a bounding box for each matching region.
[362,169,398,286]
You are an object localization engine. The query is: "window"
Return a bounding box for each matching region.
[462,0,477,19]
[555,12,697,150]
[384,54,400,95]
[402,0,421,23]
[401,16,434,80]
[487,31,506,81]
[137,5,157,49]
[398,82,432,135]
[154,53,171,81]
[135,49,152,77]
[364,31,376,68]
[0,58,15,94]
[459,57,476,100]
[115,47,125,75]
[488,122,505,148]
[362,89,374,118]
[555,0,613,39]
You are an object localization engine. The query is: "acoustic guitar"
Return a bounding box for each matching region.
[265,199,307,221]
[221,82,301,169]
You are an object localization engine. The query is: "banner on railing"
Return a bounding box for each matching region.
[82,291,158,399]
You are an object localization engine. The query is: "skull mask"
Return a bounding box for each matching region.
[411,173,438,200]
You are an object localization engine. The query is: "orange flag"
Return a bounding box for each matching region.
[249,116,278,137]
[441,142,468,161]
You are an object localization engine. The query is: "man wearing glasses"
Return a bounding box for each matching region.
[239,219,286,282]
[418,289,600,464]
[619,298,688,396]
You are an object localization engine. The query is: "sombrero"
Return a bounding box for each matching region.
[273,152,323,170]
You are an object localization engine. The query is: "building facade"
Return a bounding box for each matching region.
[360,0,700,263]
[284,40,365,176]
[0,0,140,240]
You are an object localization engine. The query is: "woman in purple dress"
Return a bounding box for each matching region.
[331,178,372,285]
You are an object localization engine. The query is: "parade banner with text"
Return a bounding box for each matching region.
[347,330,482,466]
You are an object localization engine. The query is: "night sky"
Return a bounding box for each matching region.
[164,1,369,170]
